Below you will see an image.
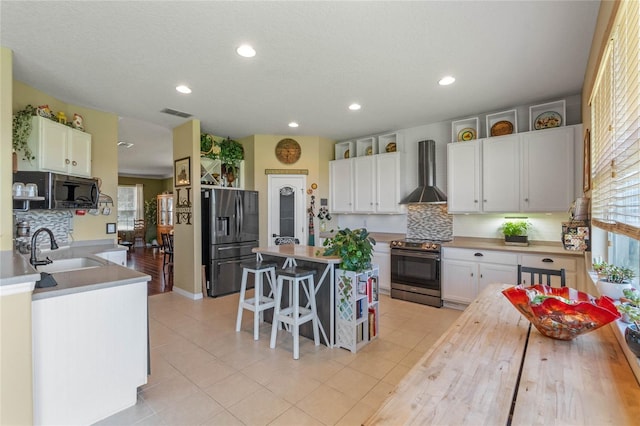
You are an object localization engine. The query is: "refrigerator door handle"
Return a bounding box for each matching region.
[238,193,244,236]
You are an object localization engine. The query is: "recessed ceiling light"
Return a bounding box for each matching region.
[438,76,456,86]
[236,44,256,58]
[348,103,361,111]
[176,85,192,94]
[288,122,299,128]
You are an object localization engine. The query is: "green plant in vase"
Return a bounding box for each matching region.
[595,261,636,300]
[322,227,376,272]
[217,137,244,185]
[200,133,219,160]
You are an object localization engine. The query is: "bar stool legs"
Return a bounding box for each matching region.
[236,261,277,340]
[270,267,319,359]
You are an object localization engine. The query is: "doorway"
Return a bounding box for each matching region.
[268,175,307,245]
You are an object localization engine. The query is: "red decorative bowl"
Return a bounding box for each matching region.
[502,285,621,340]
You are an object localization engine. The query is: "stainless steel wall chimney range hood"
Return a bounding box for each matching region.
[399,140,447,204]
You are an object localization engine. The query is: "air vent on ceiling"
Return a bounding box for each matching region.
[160,108,192,118]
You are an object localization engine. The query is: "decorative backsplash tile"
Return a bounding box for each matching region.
[407,204,453,240]
[13,210,73,247]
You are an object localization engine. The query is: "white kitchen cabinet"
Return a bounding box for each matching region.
[329,158,354,213]
[18,116,92,177]
[442,248,518,305]
[372,242,391,294]
[32,281,147,425]
[447,139,482,213]
[520,126,574,211]
[331,153,403,214]
[96,249,127,267]
[447,126,576,213]
[519,253,581,290]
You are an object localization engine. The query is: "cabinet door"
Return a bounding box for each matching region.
[376,153,402,213]
[447,140,482,213]
[39,117,69,173]
[482,135,520,212]
[68,128,92,176]
[478,263,517,295]
[442,259,477,304]
[520,127,574,211]
[372,242,390,293]
[329,159,353,213]
[353,156,376,212]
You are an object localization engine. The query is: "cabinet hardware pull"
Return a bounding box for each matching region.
[474,252,483,257]
[524,198,529,202]
[542,258,554,263]
[65,159,70,164]
[72,161,77,166]
[474,200,478,203]
[471,273,474,277]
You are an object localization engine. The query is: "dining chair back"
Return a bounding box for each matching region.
[274,236,300,245]
[161,232,174,274]
[517,264,566,287]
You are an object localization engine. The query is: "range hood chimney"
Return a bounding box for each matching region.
[399,140,447,204]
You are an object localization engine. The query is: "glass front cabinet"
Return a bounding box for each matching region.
[156,193,174,240]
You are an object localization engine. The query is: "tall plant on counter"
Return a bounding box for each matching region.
[12,104,37,161]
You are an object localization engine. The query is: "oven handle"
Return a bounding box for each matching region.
[391,249,440,260]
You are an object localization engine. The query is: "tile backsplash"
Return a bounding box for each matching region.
[13,210,73,248]
[407,204,453,240]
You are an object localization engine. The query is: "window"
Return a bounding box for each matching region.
[590,0,640,279]
[117,184,144,231]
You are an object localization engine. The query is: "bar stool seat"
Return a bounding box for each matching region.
[270,267,320,359]
[236,261,277,340]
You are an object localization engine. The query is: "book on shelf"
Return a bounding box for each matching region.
[368,309,376,338]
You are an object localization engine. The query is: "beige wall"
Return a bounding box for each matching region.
[12,80,120,243]
[250,135,334,246]
[172,120,202,296]
[1,48,14,251]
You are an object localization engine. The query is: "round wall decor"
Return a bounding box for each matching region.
[275,138,301,164]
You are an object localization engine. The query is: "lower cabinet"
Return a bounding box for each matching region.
[442,248,518,305]
[335,267,379,353]
[96,249,127,266]
[32,282,147,425]
[372,242,391,294]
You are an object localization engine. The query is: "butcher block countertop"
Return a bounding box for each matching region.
[365,283,640,426]
[443,236,584,257]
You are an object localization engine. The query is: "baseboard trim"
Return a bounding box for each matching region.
[172,286,203,300]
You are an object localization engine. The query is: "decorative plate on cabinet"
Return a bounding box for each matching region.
[457,128,476,141]
[490,120,514,136]
[534,111,562,130]
[344,149,350,159]
[366,146,373,156]
[385,142,396,152]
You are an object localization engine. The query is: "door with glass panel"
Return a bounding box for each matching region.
[268,175,306,245]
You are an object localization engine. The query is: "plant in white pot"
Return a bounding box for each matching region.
[595,262,636,300]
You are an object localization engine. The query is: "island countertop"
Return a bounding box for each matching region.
[253,245,341,263]
[365,283,640,425]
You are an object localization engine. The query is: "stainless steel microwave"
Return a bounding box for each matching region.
[13,171,99,209]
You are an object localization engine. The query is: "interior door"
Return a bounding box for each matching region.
[268,175,306,245]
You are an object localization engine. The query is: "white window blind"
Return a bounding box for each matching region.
[590,0,640,240]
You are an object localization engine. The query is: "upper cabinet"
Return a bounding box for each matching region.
[447,126,576,214]
[18,116,92,177]
[329,159,354,213]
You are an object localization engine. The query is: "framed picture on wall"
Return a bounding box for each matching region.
[583,129,591,192]
[174,157,191,187]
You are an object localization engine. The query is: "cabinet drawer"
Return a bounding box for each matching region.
[443,248,518,265]
[520,254,576,272]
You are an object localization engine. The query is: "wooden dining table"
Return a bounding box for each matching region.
[365,283,640,425]
[252,245,341,347]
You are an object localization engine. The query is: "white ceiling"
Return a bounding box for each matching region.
[1,1,600,179]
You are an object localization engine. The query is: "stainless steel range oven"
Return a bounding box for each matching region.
[390,239,447,307]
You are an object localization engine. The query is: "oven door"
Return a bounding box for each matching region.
[390,249,440,292]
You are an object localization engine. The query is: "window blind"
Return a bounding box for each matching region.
[590,0,640,240]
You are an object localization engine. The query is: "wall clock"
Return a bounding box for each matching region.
[275,138,301,164]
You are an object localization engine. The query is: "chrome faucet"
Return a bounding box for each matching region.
[30,227,59,267]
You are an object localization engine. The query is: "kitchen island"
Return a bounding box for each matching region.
[365,283,640,425]
[253,245,340,346]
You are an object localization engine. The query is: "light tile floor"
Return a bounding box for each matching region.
[96,291,461,425]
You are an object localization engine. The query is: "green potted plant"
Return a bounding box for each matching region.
[500,220,531,246]
[321,227,376,272]
[12,104,37,163]
[595,261,636,300]
[217,137,244,186]
[200,133,219,160]
[144,199,158,244]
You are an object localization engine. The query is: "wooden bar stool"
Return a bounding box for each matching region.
[236,261,277,340]
[270,267,319,359]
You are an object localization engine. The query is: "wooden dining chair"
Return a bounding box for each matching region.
[161,232,174,274]
[133,219,146,247]
[517,265,566,287]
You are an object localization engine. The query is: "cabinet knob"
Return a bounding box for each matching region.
[72,161,77,166]
[524,198,529,202]
[65,159,70,164]
[474,200,478,203]
[483,199,487,203]
[470,273,474,277]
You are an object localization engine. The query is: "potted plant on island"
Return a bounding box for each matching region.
[321,227,376,272]
[595,261,636,300]
[500,219,531,246]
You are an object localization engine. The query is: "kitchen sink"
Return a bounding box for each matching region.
[36,257,104,274]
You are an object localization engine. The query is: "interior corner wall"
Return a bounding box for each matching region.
[1,47,14,251]
[238,135,255,190]
[172,120,202,298]
[11,80,119,243]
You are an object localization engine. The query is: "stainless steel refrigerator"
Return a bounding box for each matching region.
[201,188,259,297]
